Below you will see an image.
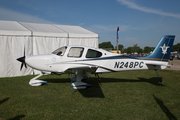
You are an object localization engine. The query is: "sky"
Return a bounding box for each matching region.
[0,0,180,49]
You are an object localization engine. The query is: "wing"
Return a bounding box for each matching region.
[63,65,98,74]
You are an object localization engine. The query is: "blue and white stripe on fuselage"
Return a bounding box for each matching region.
[90,57,167,73]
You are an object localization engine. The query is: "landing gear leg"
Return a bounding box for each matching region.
[155,70,162,85]
[95,73,101,80]
[71,70,91,89]
[29,72,47,86]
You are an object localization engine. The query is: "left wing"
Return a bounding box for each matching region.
[63,65,98,74]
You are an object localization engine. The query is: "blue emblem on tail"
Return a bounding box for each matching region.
[160,43,169,55]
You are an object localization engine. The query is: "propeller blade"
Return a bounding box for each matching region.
[24,62,27,68]
[17,46,27,71]
[24,47,25,57]
[18,57,26,71]
[20,63,24,71]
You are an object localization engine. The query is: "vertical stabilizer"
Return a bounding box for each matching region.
[145,35,175,61]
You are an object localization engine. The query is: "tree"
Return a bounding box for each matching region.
[132,44,141,53]
[123,47,132,54]
[123,44,142,54]
[115,44,124,52]
[144,46,154,53]
[137,48,143,54]
[172,43,180,52]
[99,41,114,49]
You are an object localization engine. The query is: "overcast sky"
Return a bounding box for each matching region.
[0,0,180,48]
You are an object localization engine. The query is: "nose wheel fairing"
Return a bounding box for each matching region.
[29,73,47,86]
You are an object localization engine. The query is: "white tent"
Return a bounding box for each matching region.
[0,20,99,77]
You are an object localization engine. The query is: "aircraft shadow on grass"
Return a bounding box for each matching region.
[153,95,177,120]
[0,98,26,120]
[8,115,26,120]
[42,76,164,98]
[0,97,10,105]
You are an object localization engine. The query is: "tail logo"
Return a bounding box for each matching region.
[160,43,169,55]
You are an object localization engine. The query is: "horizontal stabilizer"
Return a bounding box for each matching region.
[146,63,171,67]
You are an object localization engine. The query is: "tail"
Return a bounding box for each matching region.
[145,35,175,61]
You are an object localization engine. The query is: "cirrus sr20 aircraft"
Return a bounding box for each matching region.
[17,35,175,89]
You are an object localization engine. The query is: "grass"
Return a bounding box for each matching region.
[174,57,180,60]
[0,70,180,120]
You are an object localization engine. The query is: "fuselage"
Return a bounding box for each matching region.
[25,45,167,74]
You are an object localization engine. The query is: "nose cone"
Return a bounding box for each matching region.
[17,56,27,71]
[17,56,25,63]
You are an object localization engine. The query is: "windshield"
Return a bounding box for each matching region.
[52,46,67,56]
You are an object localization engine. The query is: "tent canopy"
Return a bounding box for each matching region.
[54,25,98,37]
[0,21,31,35]
[20,22,67,37]
[0,20,99,38]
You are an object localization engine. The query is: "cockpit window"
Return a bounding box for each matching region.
[86,49,102,58]
[52,46,67,56]
[68,47,84,58]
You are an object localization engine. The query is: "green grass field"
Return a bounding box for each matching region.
[175,57,180,60]
[0,70,180,120]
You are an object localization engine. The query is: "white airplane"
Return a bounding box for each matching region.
[17,35,175,89]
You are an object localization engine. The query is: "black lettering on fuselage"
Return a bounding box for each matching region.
[134,62,139,68]
[139,62,144,68]
[114,61,144,69]
[114,62,120,68]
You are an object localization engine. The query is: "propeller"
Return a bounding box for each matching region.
[17,47,27,71]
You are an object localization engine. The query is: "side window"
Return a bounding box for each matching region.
[68,47,84,58]
[86,49,102,58]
